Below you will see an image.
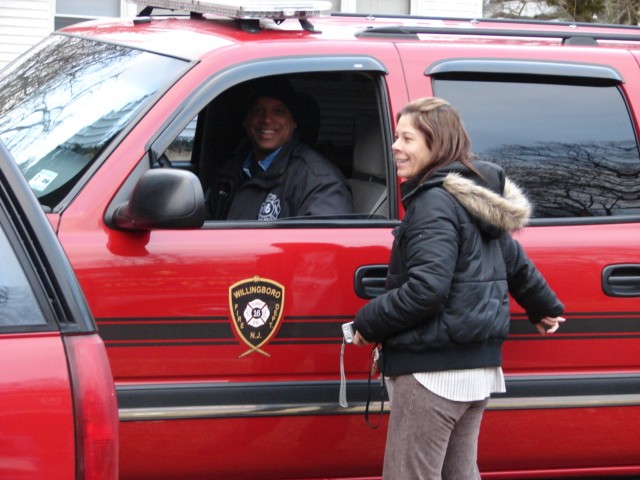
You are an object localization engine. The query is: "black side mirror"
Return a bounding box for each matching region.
[112,169,205,231]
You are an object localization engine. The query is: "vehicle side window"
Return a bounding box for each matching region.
[163,118,197,170]
[0,223,47,327]
[165,72,392,222]
[434,79,640,218]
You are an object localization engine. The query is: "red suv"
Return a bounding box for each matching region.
[0,142,118,479]
[0,1,639,478]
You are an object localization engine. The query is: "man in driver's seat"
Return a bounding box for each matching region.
[206,77,353,221]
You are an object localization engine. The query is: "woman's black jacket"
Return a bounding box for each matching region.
[353,161,564,377]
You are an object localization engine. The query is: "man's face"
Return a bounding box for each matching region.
[244,96,297,159]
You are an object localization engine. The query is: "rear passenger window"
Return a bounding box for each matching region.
[0,224,47,327]
[434,79,640,219]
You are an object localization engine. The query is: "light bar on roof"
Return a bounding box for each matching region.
[131,0,332,19]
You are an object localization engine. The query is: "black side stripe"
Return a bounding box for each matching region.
[98,312,640,347]
[117,373,640,421]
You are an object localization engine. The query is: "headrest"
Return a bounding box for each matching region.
[353,116,386,179]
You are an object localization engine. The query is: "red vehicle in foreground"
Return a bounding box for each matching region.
[0,1,639,478]
[0,141,118,479]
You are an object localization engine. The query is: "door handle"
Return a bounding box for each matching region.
[602,264,640,297]
[354,265,388,299]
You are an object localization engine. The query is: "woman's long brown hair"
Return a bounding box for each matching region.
[396,97,479,182]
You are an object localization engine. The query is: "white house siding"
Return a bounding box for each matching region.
[57,0,119,17]
[0,0,52,69]
[55,0,135,30]
[411,0,482,17]
[355,0,409,15]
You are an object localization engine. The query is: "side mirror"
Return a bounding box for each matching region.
[112,169,205,231]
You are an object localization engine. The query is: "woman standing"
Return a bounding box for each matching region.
[352,97,565,479]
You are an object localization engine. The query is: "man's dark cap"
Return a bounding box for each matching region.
[246,76,300,121]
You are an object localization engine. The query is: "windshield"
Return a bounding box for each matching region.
[0,35,188,209]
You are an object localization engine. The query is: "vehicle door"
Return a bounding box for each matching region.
[0,142,118,480]
[56,47,408,478]
[0,148,76,478]
[398,42,640,474]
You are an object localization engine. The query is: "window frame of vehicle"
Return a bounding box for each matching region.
[429,58,640,224]
[0,209,50,331]
[0,141,95,335]
[104,56,399,228]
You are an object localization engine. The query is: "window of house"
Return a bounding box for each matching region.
[55,0,123,30]
[354,0,409,15]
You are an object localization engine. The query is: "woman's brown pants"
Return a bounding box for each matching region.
[382,374,489,480]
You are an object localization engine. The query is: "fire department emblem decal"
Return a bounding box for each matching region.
[229,276,285,357]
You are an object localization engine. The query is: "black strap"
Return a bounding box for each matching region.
[364,344,385,429]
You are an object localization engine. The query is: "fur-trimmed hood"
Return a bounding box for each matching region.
[443,172,531,233]
[401,160,531,237]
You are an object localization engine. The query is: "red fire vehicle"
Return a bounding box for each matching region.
[0,1,639,478]
[0,140,118,479]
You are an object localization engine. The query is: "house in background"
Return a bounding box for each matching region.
[1,1,51,67]
[338,0,481,16]
[0,0,482,68]
[0,0,137,68]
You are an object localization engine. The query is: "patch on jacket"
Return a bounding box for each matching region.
[258,193,282,221]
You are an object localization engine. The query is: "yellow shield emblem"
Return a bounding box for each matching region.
[229,276,285,357]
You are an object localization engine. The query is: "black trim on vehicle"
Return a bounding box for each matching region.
[200,217,400,229]
[98,315,354,347]
[509,313,640,337]
[0,142,96,333]
[98,312,640,347]
[147,55,388,159]
[426,59,623,84]
[117,373,640,421]
[529,215,640,227]
[602,265,640,297]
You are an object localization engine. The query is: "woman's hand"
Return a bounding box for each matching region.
[352,331,371,347]
[536,316,566,335]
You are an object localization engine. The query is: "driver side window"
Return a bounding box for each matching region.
[163,72,392,223]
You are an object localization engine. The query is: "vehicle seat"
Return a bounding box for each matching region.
[296,92,320,146]
[348,116,388,216]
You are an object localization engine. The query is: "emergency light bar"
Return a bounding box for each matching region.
[130,0,332,20]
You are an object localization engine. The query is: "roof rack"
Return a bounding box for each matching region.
[351,14,640,45]
[131,0,331,33]
[355,24,640,45]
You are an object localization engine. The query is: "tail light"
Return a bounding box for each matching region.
[64,334,119,480]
